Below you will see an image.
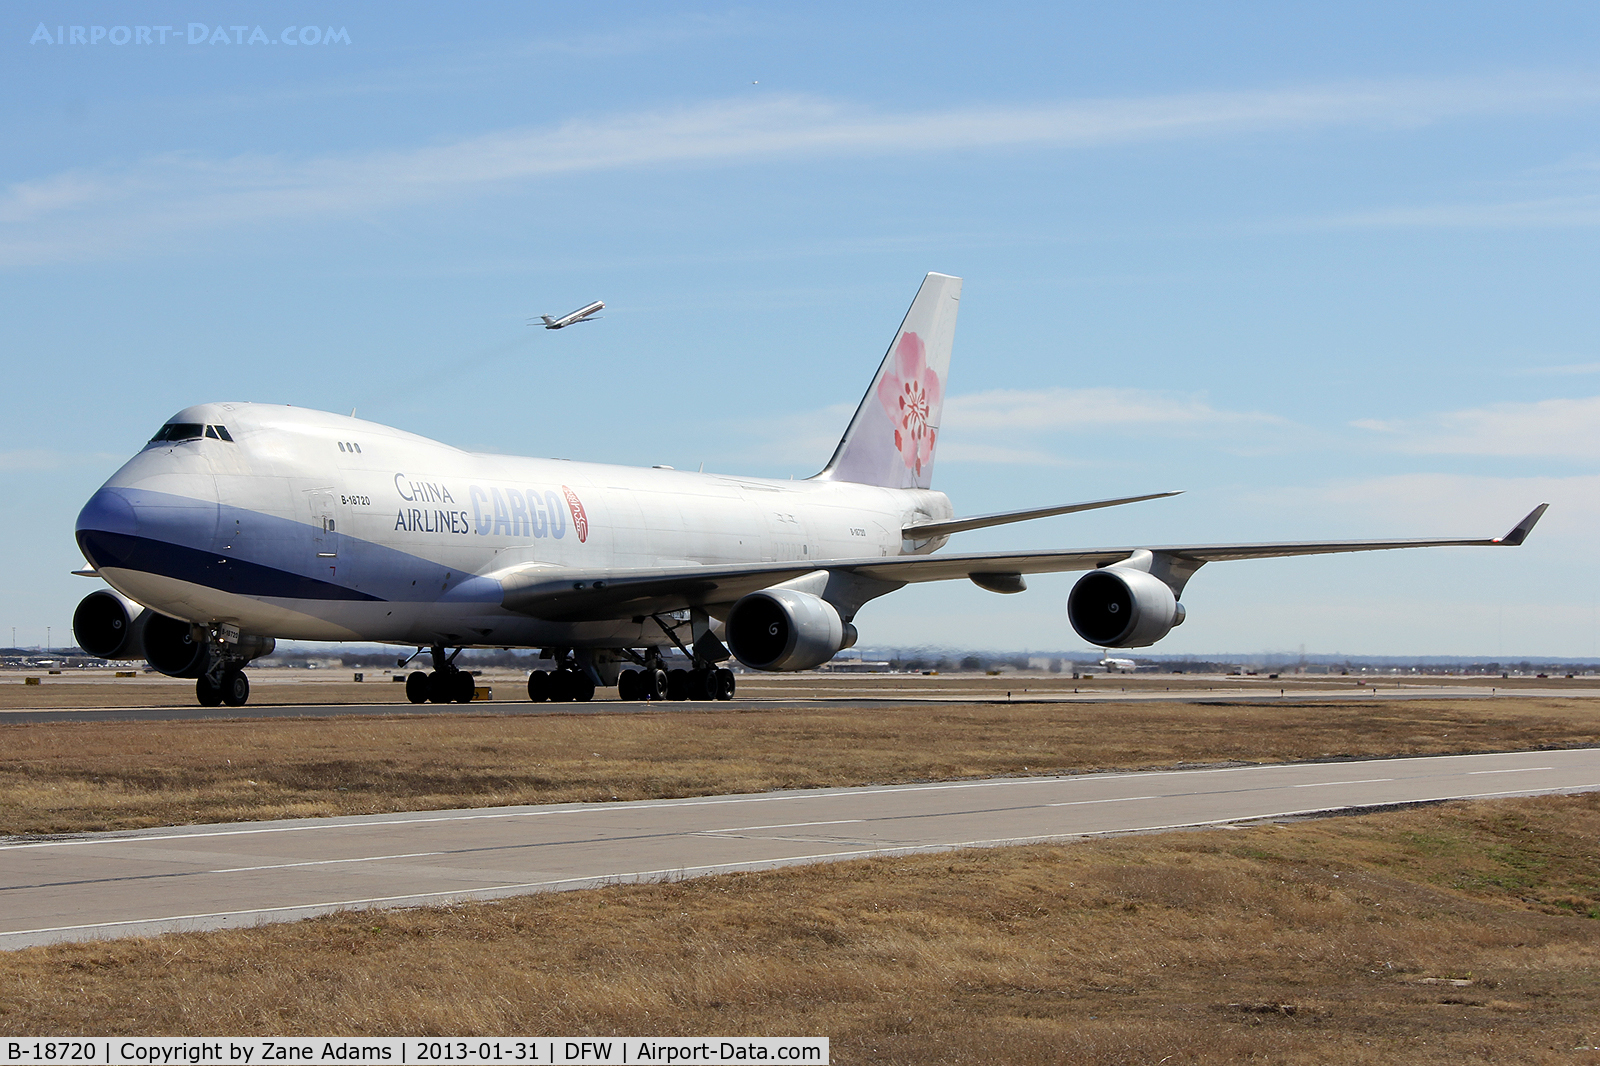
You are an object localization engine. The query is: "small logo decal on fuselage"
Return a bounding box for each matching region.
[562,485,588,543]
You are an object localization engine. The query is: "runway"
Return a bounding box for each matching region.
[3,746,1597,950]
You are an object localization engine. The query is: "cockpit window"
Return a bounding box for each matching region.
[148,423,233,445]
[149,423,205,443]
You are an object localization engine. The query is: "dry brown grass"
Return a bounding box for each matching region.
[2,793,1597,1063]
[0,674,408,709]
[1,668,1593,711]
[3,697,1598,835]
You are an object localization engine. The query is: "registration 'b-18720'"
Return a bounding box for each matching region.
[71,273,1546,707]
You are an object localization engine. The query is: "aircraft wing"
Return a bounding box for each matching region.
[497,505,1546,622]
[901,491,1181,539]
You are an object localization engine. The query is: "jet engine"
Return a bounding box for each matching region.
[726,588,857,671]
[1067,567,1186,649]
[140,612,210,677]
[75,590,280,677]
[72,589,149,660]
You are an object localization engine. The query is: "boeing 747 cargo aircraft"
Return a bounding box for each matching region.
[71,273,1546,706]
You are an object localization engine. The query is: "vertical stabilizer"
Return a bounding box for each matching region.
[815,272,962,489]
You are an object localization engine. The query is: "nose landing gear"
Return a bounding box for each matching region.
[194,626,262,707]
[196,668,250,708]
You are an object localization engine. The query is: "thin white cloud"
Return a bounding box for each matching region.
[732,385,1283,470]
[945,386,1288,432]
[6,72,1600,264]
[1354,395,1600,460]
[1510,361,1600,376]
[935,442,1078,467]
[0,449,121,471]
[505,11,762,59]
[1260,472,1585,539]
[728,401,855,468]
[1320,193,1600,230]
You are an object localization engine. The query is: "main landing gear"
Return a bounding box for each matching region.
[526,666,596,703]
[616,656,735,702]
[404,644,477,705]
[525,650,596,703]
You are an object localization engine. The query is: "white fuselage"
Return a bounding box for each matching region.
[77,403,953,649]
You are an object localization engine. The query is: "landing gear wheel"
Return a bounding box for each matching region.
[196,675,223,707]
[715,668,736,700]
[427,670,454,704]
[667,669,689,701]
[220,669,250,707]
[549,669,575,702]
[571,672,595,702]
[687,668,713,701]
[527,670,550,702]
[406,671,429,704]
[646,668,669,701]
[454,670,476,703]
[617,669,640,701]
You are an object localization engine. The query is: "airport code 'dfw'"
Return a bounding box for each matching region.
[71,273,1547,706]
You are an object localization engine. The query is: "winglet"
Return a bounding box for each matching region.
[1494,503,1548,545]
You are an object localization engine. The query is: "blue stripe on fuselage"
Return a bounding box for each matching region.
[77,485,501,605]
[77,529,385,602]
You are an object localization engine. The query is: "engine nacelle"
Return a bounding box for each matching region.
[139,614,276,678]
[1067,567,1186,649]
[72,590,150,660]
[726,588,851,671]
[141,613,210,677]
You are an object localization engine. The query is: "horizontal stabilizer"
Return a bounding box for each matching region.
[904,491,1181,540]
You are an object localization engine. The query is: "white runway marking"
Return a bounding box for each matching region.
[214,850,447,874]
[1047,796,1158,807]
[702,820,864,833]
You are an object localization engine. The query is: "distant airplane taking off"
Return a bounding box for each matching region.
[71,272,1548,709]
[538,301,604,329]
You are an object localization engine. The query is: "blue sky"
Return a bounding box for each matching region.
[4,3,1599,656]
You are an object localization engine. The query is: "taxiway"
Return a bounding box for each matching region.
[4,747,1596,950]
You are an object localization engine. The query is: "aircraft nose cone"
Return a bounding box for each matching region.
[75,487,142,571]
[77,486,140,537]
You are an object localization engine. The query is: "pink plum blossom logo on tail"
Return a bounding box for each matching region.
[876,331,941,480]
